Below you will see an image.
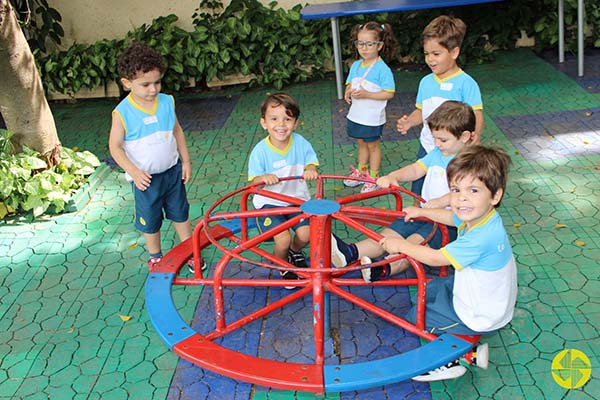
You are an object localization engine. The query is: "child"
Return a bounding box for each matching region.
[343,21,397,193]
[108,43,196,270]
[332,100,474,283]
[248,93,319,287]
[396,15,484,200]
[379,145,516,382]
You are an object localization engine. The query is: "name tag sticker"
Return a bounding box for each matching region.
[273,160,287,169]
[440,82,453,91]
[143,115,158,125]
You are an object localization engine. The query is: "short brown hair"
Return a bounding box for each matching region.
[260,92,300,120]
[447,145,512,207]
[118,42,166,80]
[426,100,475,138]
[422,15,467,50]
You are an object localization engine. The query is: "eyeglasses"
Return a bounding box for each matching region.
[353,40,380,49]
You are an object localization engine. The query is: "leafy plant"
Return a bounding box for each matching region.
[0,129,101,219]
[10,0,64,53]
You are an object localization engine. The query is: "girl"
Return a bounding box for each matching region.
[343,22,397,193]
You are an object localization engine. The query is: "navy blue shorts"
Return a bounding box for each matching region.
[256,204,309,234]
[133,161,189,234]
[347,119,383,143]
[388,218,457,249]
[410,144,428,197]
[405,275,487,335]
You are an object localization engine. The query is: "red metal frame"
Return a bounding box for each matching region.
[154,174,469,388]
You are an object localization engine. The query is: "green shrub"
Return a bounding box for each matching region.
[0,129,100,219]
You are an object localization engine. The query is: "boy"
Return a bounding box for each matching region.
[331,101,473,282]
[108,43,196,270]
[379,145,517,381]
[396,15,484,199]
[248,93,319,287]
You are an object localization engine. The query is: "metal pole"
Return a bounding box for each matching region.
[331,17,344,99]
[578,0,584,76]
[558,0,564,63]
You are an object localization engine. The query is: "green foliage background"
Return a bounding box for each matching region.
[33,0,600,96]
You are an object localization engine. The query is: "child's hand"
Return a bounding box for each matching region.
[344,87,352,104]
[376,175,397,188]
[423,197,445,209]
[131,168,152,191]
[303,168,318,181]
[403,206,422,222]
[181,161,192,184]
[396,115,411,135]
[350,88,366,99]
[379,236,404,254]
[257,174,279,185]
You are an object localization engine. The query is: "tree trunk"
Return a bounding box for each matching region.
[0,0,61,165]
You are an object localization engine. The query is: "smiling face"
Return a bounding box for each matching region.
[356,30,383,64]
[431,128,470,156]
[449,174,503,229]
[121,68,162,108]
[423,39,460,79]
[260,104,299,150]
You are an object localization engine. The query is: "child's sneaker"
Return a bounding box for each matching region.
[360,181,378,194]
[360,256,391,283]
[187,259,208,274]
[412,360,467,382]
[288,249,308,268]
[343,168,365,187]
[462,343,489,370]
[148,257,162,268]
[331,234,356,268]
[280,249,307,289]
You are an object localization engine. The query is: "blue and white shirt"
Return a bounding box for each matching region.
[113,93,178,180]
[248,133,319,209]
[346,58,395,126]
[441,209,517,332]
[415,147,455,205]
[416,70,483,152]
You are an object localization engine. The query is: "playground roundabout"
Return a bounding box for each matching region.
[145,175,478,393]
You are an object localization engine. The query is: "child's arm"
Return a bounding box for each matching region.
[379,236,448,267]
[303,164,318,181]
[349,88,394,101]
[403,206,455,226]
[376,162,425,188]
[471,109,484,144]
[253,174,279,185]
[172,117,192,184]
[344,84,353,104]
[423,193,450,209]
[396,109,422,135]
[108,112,152,191]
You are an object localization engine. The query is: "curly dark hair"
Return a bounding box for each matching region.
[117,42,166,80]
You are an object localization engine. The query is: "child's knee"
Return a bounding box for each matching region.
[274,230,292,247]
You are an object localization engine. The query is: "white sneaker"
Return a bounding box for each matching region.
[343,168,365,187]
[473,343,489,370]
[412,361,467,382]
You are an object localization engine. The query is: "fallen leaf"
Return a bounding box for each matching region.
[582,140,589,145]
[333,186,342,191]
[72,146,79,151]
[575,240,586,247]
[554,224,567,229]
[239,172,246,176]
[68,327,75,333]
[585,112,593,117]
[119,315,133,322]
[569,188,576,193]
[513,223,522,228]
[128,242,138,250]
